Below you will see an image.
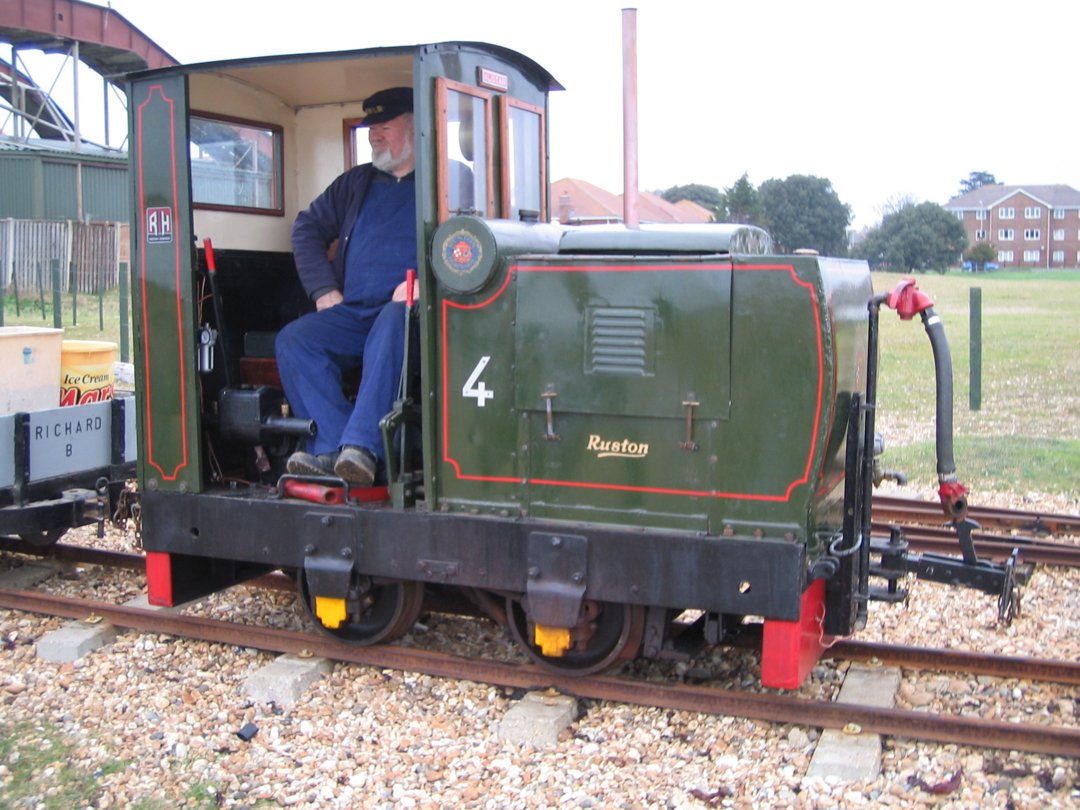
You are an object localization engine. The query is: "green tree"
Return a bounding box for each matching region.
[964,240,997,272]
[660,183,724,220]
[958,171,998,195]
[758,174,851,255]
[853,201,968,273]
[723,172,765,226]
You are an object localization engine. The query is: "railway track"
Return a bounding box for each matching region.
[2,496,1078,758]
[874,494,1080,536]
[0,586,1076,758]
[5,535,1075,685]
[872,521,1080,567]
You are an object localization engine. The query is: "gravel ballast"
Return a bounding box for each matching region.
[1,488,1077,808]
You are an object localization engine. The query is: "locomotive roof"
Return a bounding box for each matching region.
[124,41,562,109]
[558,223,774,256]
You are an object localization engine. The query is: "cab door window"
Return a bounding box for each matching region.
[436,78,493,222]
[500,97,546,222]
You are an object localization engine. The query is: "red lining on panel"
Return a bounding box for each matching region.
[136,85,189,481]
[440,262,824,502]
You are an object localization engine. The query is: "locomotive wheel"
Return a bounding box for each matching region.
[506,597,646,676]
[299,574,424,646]
[19,528,66,548]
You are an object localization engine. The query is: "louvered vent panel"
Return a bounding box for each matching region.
[590,307,649,375]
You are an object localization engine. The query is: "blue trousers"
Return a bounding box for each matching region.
[275,301,406,461]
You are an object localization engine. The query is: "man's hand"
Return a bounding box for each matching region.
[392,278,420,303]
[315,290,344,311]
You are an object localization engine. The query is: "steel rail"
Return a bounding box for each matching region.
[873,495,1080,536]
[0,541,144,570]
[826,640,1080,685]
[0,588,1077,758]
[876,523,1080,567]
[726,628,1080,685]
[0,539,295,589]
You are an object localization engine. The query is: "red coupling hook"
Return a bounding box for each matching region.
[885,277,934,321]
[938,480,969,520]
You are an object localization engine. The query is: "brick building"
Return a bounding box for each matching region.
[944,184,1080,269]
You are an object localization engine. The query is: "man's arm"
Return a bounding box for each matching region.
[291,166,369,302]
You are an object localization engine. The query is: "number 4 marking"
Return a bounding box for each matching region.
[463,355,495,407]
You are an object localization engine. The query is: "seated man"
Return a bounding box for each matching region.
[276,87,417,486]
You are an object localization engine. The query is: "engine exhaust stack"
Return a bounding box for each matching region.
[622,7,640,229]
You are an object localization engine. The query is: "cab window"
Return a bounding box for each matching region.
[189,112,283,215]
[344,117,373,168]
[501,97,546,222]
[436,79,492,221]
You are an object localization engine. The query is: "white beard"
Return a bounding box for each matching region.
[372,134,414,175]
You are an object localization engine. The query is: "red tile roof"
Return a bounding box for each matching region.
[552,178,714,224]
[945,184,1080,210]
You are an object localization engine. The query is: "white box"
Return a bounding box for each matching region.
[0,326,63,414]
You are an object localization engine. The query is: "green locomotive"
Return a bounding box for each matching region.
[127,41,1015,687]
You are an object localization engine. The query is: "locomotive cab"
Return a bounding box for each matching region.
[128,44,555,495]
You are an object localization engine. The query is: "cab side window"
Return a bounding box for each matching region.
[436,79,492,222]
[501,97,546,222]
[190,112,283,215]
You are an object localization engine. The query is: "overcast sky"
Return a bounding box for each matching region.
[19,0,1080,230]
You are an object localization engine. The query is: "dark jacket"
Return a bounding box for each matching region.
[290,163,378,302]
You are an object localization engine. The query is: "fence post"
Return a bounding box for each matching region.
[969,287,982,411]
[37,262,45,319]
[1,218,10,324]
[119,261,130,362]
[51,259,62,329]
[70,261,78,327]
[8,262,17,320]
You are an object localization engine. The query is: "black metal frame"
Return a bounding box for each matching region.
[141,488,807,620]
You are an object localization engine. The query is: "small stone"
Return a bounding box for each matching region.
[948,678,971,694]
[907,690,934,707]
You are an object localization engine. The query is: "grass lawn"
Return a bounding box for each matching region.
[1,288,134,362]
[873,270,1079,499]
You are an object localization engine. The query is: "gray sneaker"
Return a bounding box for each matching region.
[286,451,338,477]
[334,445,377,486]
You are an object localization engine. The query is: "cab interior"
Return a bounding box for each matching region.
[167,47,551,487]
